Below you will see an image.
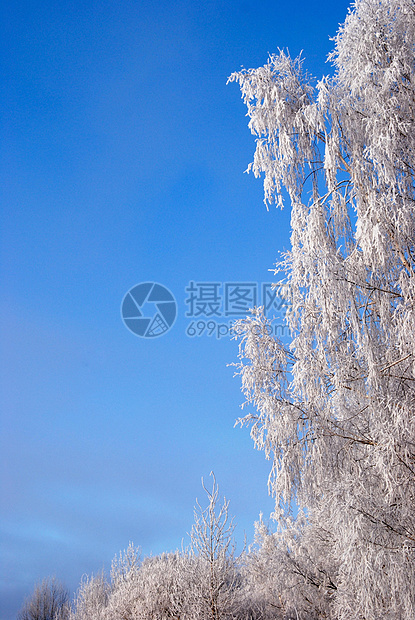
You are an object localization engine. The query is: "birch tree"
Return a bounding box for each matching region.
[229,1,415,617]
[189,473,242,620]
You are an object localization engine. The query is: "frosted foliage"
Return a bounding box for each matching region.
[230,0,415,618]
[69,482,248,620]
[70,544,199,620]
[242,514,337,619]
[189,473,242,619]
[69,573,109,620]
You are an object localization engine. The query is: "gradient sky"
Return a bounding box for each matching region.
[1,1,351,617]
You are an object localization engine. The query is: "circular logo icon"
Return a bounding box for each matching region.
[121,282,177,338]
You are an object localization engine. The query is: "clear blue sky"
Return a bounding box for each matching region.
[1,0,350,617]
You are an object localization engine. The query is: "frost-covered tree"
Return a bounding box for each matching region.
[229,0,415,617]
[18,577,70,620]
[69,572,109,620]
[242,513,337,620]
[189,472,242,619]
[69,478,247,620]
[101,542,142,619]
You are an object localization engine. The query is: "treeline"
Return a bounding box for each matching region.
[18,476,333,620]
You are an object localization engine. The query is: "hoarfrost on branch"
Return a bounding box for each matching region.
[229,0,415,617]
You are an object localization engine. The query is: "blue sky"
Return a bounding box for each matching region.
[1,0,350,617]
